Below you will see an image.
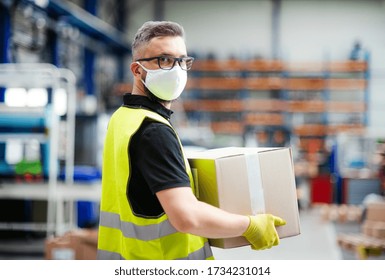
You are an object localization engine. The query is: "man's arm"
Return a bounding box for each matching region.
[156,186,250,238]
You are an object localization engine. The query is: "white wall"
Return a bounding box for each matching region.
[128,0,273,59]
[166,0,272,59]
[127,0,385,130]
[281,0,385,61]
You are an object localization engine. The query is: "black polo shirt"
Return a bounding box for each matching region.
[123,94,191,218]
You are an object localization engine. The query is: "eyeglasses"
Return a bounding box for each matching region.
[136,56,194,71]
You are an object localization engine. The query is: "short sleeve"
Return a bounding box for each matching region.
[134,121,191,194]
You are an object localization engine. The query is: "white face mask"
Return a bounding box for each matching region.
[137,62,187,101]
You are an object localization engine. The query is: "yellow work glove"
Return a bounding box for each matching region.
[242,214,286,250]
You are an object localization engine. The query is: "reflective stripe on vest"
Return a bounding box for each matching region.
[97,241,212,260]
[99,211,177,241]
[97,107,213,260]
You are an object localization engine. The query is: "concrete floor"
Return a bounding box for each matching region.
[0,206,378,260]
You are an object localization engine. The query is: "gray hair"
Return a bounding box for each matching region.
[131,21,185,60]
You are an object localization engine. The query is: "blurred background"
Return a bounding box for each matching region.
[0,0,384,260]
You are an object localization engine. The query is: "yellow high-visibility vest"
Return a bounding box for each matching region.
[97,106,213,260]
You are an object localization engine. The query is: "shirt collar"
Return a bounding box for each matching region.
[122,93,173,120]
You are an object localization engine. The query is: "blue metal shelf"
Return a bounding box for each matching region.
[21,0,131,54]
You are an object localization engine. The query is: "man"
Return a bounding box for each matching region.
[97,21,286,260]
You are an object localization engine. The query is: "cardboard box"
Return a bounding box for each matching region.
[362,220,385,239]
[45,229,98,260]
[187,147,300,248]
[365,202,385,222]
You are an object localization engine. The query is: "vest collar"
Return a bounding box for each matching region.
[122,93,173,120]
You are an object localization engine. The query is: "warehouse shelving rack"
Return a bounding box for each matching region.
[0,63,101,236]
[181,57,370,178]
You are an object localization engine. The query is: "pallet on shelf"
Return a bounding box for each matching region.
[328,78,367,90]
[183,100,243,112]
[210,121,244,135]
[244,113,284,126]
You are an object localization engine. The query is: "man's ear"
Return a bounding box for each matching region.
[131,62,142,77]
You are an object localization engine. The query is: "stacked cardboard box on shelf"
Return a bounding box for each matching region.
[187,147,301,249]
[45,229,98,260]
